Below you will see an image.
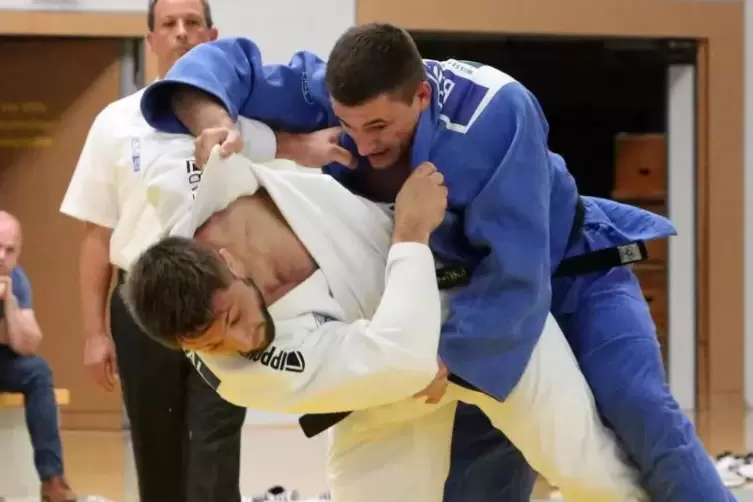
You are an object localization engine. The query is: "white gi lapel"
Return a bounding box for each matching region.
[170,147,392,320]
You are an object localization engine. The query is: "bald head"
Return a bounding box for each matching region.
[0,211,21,275]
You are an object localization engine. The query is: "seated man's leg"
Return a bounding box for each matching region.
[0,345,73,498]
[444,404,536,502]
[461,315,645,502]
[328,400,458,502]
[563,265,734,501]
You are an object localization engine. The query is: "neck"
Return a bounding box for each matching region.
[245,241,317,305]
[197,191,318,305]
[233,193,317,304]
[357,160,412,203]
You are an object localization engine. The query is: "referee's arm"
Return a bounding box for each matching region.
[60,106,120,390]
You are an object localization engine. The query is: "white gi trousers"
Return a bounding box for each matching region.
[326,315,647,502]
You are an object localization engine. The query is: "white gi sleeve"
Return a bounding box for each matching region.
[60,106,119,228]
[198,242,442,414]
[237,117,276,162]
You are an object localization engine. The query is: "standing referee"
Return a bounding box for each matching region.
[60,1,247,501]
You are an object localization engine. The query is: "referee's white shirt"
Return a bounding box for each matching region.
[60,88,277,270]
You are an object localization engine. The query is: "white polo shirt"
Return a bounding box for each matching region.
[60,88,277,270]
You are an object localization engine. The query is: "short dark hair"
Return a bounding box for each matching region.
[147,0,214,31]
[326,23,426,106]
[122,236,232,349]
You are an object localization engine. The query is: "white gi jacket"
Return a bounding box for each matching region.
[147,148,441,414]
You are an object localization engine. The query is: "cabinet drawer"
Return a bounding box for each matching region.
[644,238,667,265]
[613,133,666,199]
[632,265,667,328]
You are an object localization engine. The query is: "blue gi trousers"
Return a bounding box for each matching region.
[443,203,733,502]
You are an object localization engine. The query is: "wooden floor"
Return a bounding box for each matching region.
[7,405,753,501]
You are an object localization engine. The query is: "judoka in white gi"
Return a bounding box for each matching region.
[122,143,646,502]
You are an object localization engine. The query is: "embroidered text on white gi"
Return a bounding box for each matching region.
[185,160,201,199]
[244,346,306,373]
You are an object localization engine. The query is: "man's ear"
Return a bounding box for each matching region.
[218,248,245,278]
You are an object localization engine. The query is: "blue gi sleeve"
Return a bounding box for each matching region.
[443,84,552,356]
[11,266,33,309]
[140,37,337,134]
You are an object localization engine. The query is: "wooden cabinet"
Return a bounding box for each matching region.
[613,133,667,200]
[632,264,668,364]
[611,133,669,366]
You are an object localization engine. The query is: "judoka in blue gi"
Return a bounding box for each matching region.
[139,23,732,502]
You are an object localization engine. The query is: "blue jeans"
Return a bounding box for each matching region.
[0,344,64,480]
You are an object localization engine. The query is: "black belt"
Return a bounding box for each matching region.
[553,197,647,277]
[298,197,651,439]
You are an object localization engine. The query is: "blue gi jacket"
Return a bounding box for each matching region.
[140,38,675,400]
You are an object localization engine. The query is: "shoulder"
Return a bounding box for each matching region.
[11,266,32,308]
[90,89,147,136]
[427,64,549,196]
[434,59,547,142]
[108,88,146,115]
[11,266,30,287]
[425,59,529,133]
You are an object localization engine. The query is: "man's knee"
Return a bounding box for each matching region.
[13,354,54,392]
[582,337,693,451]
[582,335,667,403]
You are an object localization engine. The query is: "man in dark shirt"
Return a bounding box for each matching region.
[0,210,76,502]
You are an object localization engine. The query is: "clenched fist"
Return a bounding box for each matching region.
[393,162,448,244]
[194,126,244,166]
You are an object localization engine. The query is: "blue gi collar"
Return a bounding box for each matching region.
[409,75,443,170]
[410,108,436,169]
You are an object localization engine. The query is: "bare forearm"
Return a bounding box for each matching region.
[274,132,301,161]
[80,227,113,338]
[171,86,235,135]
[4,296,41,355]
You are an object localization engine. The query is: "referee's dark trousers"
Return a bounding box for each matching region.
[110,274,246,502]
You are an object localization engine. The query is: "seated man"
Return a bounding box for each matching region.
[123,148,646,501]
[0,211,76,502]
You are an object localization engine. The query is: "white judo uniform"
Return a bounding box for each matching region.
[145,147,646,502]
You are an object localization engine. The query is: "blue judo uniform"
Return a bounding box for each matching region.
[140,38,733,502]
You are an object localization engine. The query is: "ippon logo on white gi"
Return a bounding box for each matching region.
[246,346,306,373]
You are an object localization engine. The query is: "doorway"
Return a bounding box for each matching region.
[412,32,699,409]
[0,36,138,430]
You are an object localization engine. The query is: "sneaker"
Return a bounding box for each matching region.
[250,485,301,502]
[714,451,747,488]
[41,475,77,502]
[736,452,753,481]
